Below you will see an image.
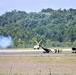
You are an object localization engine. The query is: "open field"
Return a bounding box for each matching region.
[0,48,76,75]
[0,47,72,52]
[0,48,75,56]
[0,47,73,54]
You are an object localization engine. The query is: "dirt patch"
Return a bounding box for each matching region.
[0,55,76,74]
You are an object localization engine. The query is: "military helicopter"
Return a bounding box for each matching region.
[33,39,52,53]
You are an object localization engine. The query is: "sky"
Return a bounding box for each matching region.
[0,0,76,15]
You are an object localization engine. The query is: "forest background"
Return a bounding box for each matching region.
[0,8,76,48]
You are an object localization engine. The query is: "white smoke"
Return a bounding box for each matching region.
[0,36,12,48]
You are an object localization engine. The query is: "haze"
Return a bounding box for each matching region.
[0,0,76,15]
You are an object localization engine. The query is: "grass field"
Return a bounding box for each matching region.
[0,53,76,75]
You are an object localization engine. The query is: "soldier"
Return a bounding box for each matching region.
[54,49,57,53]
[58,49,59,53]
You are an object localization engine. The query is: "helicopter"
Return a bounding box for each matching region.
[33,39,52,53]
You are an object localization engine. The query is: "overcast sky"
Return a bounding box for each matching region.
[0,0,76,15]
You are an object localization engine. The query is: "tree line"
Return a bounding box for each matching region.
[0,8,76,48]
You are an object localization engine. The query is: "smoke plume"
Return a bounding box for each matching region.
[0,36,12,48]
